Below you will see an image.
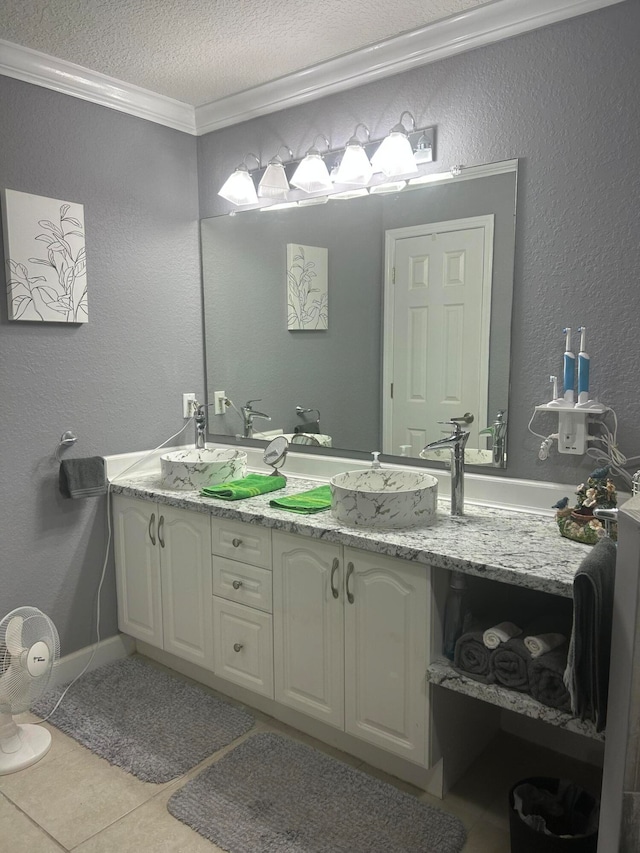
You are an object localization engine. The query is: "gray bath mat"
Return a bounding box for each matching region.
[32,656,254,783]
[167,732,466,853]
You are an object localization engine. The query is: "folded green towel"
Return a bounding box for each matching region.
[269,484,332,514]
[201,473,286,501]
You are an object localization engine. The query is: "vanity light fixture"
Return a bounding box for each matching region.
[258,146,293,199]
[334,124,373,186]
[218,153,261,206]
[290,136,333,194]
[217,118,436,211]
[370,111,420,178]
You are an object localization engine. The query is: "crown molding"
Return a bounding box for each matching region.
[0,0,624,136]
[0,39,196,134]
[195,0,624,134]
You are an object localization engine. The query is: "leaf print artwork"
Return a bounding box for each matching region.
[286,244,328,330]
[1,190,88,323]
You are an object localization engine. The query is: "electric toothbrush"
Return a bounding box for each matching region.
[562,327,575,406]
[577,326,590,405]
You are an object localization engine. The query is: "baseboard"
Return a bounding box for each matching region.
[51,633,136,688]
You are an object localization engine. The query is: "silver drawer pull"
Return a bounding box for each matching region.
[233,643,244,652]
[232,580,243,589]
[232,538,243,548]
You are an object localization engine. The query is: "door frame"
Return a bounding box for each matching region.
[382,215,495,455]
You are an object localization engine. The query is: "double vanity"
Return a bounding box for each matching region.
[110,445,602,796]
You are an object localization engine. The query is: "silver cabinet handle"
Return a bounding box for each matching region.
[158,515,165,549]
[232,538,243,548]
[330,557,339,599]
[148,512,156,546]
[346,561,355,604]
[232,580,243,590]
[233,643,244,652]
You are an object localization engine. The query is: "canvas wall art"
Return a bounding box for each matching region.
[286,243,328,330]
[1,189,88,323]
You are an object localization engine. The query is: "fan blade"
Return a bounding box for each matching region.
[4,616,25,657]
[0,660,32,710]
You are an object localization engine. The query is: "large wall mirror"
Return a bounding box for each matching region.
[202,159,517,469]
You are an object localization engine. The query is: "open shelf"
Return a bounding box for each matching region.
[427,658,604,742]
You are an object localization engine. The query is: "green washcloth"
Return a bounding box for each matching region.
[269,484,332,514]
[201,473,286,501]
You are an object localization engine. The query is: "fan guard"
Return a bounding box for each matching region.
[0,606,60,775]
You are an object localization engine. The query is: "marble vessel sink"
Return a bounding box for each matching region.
[253,429,332,447]
[160,447,247,490]
[330,469,438,529]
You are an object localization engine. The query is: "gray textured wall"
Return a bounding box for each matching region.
[0,77,203,654]
[198,0,640,484]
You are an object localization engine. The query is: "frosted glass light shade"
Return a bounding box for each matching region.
[258,161,290,199]
[290,153,333,193]
[334,143,373,185]
[218,167,258,205]
[370,132,418,178]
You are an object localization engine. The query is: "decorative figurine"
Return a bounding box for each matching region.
[555,470,617,545]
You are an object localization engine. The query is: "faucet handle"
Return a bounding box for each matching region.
[244,399,262,410]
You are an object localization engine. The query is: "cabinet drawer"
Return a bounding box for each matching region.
[212,556,272,613]
[213,597,273,698]
[211,518,272,569]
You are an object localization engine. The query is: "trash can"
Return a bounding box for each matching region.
[508,777,599,852]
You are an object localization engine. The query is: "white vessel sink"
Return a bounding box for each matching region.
[330,469,438,529]
[160,447,247,490]
[253,429,332,447]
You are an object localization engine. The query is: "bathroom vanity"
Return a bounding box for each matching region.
[110,458,603,796]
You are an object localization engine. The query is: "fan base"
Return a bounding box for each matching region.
[0,723,52,775]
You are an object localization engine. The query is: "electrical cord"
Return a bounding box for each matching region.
[36,415,196,724]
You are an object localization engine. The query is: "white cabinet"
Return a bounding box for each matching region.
[113,495,213,669]
[211,517,274,697]
[273,531,430,765]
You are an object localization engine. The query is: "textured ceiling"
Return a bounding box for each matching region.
[0,0,486,106]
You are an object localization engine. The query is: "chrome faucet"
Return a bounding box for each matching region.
[421,414,473,516]
[241,399,271,438]
[480,410,508,467]
[194,401,209,449]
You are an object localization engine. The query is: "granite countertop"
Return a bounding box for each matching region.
[111,472,592,597]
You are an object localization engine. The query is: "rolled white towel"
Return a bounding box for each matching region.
[524,632,566,658]
[482,621,522,649]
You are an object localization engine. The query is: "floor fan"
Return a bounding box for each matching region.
[0,606,60,774]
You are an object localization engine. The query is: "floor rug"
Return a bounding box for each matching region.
[32,656,255,783]
[167,732,466,853]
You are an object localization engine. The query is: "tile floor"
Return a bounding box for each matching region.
[0,658,602,853]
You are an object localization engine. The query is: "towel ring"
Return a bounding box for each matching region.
[55,431,78,462]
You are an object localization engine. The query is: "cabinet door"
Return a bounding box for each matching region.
[213,597,273,697]
[160,506,214,669]
[344,548,430,765]
[113,495,163,647]
[273,531,344,728]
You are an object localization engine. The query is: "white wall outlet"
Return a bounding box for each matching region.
[213,391,226,415]
[182,392,196,418]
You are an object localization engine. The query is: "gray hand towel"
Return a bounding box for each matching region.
[59,457,107,498]
[563,537,617,731]
[529,644,572,712]
[490,637,531,692]
[453,628,494,684]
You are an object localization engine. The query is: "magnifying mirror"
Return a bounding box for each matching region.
[263,435,289,477]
